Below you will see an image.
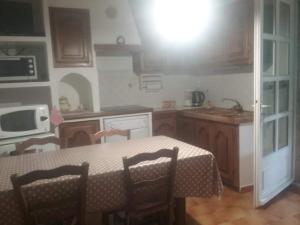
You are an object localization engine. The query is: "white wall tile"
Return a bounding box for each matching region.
[97,56,254,110]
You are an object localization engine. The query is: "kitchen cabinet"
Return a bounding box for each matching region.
[133,48,165,74]
[177,116,239,188]
[152,111,177,138]
[209,0,253,67]
[49,7,93,67]
[59,120,99,148]
[177,116,196,145]
[130,0,253,74]
[195,120,213,152]
[211,123,238,186]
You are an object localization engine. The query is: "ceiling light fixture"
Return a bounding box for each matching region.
[153,0,212,44]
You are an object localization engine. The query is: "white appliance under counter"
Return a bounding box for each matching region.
[101,113,152,143]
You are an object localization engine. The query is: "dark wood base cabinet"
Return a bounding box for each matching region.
[152,112,240,187]
[152,111,177,138]
[59,120,100,148]
[177,116,239,188]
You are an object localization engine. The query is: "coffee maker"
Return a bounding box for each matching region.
[192,91,205,107]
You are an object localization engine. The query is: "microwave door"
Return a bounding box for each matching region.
[0,110,38,137]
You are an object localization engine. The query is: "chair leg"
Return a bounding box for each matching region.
[168,207,174,225]
[103,213,109,225]
[158,212,165,225]
[126,216,131,225]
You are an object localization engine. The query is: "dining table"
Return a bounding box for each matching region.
[0,136,223,225]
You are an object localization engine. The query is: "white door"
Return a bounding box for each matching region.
[254,0,295,206]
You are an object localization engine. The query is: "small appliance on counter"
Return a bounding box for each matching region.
[184,90,193,107]
[192,91,205,107]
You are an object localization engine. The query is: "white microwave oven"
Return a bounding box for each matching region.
[0,56,38,82]
[0,105,50,140]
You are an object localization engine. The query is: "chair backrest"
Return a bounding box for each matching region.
[10,162,89,225]
[122,147,178,212]
[13,136,61,156]
[89,129,131,144]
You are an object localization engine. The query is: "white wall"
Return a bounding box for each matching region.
[50,0,254,111]
[197,73,254,111]
[97,57,200,108]
[97,55,254,109]
[89,0,254,109]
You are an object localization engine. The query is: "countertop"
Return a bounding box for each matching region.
[154,106,253,125]
[62,105,153,121]
[153,106,203,112]
[179,109,253,125]
[62,105,253,125]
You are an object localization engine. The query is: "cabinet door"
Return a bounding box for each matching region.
[208,0,253,67]
[225,0,253,65]
[59,120,99,148]
[137,49,165,73]
[50,7,93,67]
[153,112,177,138]
[195,120,213,152]
[211,123,238,186]
[177,117,195,145]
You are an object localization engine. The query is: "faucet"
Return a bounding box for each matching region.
[222,98,244,113]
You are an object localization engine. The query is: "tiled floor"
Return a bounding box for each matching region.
[186,187,300,225]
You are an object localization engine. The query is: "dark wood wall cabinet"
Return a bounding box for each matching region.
[130,0,253,74]
[49,7,93,67]
[59,120,99,148]
[152,111,177,138]
[208,0,253,67]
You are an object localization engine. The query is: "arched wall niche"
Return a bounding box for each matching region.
[58,73,94,112]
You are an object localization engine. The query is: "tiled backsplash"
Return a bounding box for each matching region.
[97,55,254,110]
[98,71,200,108]
[197,73,254,111]
[98,71,253,111]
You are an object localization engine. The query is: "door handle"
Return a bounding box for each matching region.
[251,104,271,108]
[40,116,48,121]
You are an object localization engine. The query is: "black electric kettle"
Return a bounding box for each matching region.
[192,91,205,107]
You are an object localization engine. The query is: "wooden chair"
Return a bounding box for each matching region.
[12,136,61,156]
[122,147,179,225]
[10,162,89,225]
[89,129,131,144]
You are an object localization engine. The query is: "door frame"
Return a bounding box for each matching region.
[253,0,297,207]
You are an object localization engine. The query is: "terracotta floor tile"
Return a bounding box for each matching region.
[186,187,300,225]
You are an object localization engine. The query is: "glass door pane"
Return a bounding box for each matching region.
[263,82,276,116]
[263,40,275,75]
[279,2,290,36]
[264,0,275,34]
[277,42,290,75]
[279,80,289,112]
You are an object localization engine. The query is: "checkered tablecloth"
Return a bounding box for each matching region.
[0,136,223,225]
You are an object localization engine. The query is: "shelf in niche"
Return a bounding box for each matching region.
[0,81,51,89]
[0,36,47,43]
